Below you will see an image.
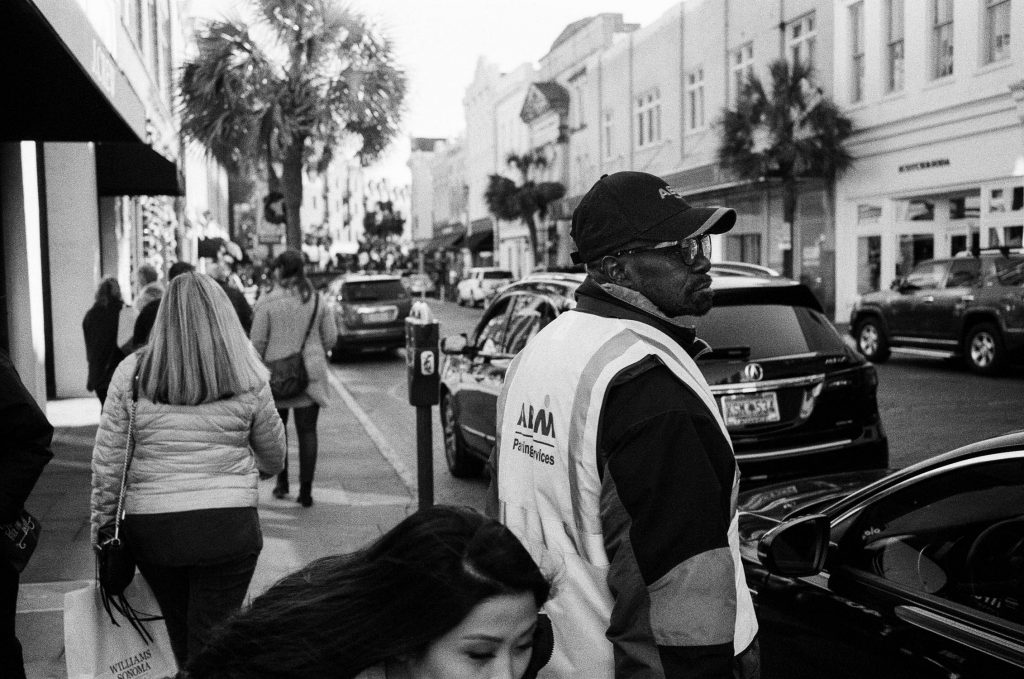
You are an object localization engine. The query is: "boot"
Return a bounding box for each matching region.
[272,470,289,499]
[297,481,313,507]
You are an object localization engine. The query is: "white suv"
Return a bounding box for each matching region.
[456,267,515,307]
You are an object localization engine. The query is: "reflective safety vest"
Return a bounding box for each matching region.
[496,310,757,678]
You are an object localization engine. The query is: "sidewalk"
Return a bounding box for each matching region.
[20,381,415,679]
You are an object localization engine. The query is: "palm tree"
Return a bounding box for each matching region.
[483,151,566,267]
[179,0,407,250]
[718,59,853,278]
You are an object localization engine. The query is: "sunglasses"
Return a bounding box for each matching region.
[613,234,711,266]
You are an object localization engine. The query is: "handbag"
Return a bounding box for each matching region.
[1,508,41,573]
[266,295,319,400]
[95,370,154,640]
[65,578,178,679]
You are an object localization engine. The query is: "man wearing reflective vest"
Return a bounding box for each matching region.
[489,171,759,678]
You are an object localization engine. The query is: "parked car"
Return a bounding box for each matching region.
[738,431,1024,678]
[323,273,412,358]
[455,267,515,307]
[439,271,888,481]
[850,249,1024,375]
[401,271,437,297]
[710,260,783,277]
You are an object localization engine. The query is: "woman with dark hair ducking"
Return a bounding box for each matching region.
[250,249,337,506]
[183,505,553,679]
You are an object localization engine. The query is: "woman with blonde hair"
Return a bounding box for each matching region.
[91,272,285,665]
[251,249,336,507]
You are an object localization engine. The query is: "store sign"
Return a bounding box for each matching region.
[898,158,950,173]
[90,38,116,97]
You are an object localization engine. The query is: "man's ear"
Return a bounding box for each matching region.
[598,255,631,285]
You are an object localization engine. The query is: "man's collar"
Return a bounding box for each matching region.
[574,278,711,358]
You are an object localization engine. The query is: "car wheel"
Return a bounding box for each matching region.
[441,393,484,478]
[964,322,1004,376]
[855,317,890,362]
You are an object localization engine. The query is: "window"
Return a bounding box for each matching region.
[504,296,558,354]
[731,44,754,104]
[886,0,905,92]
[570,71,587,130]
[787,14,816,68]
[946,259,981,287]
[636,89,662,148]
[985,0,1012,63]
[839,458,1024,624]
[857,236,882,294]
[904,261,949,290]
[603,111,613,159]
[931,0,954,79]
[687,67,705,130]
[474,298,514,356]
[850,3,865,102]
[724,233,761,264]
[896,234,934,277]
[949,195,980,219]
[857,204,883,224]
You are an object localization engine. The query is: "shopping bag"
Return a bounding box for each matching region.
[64,578,178,679]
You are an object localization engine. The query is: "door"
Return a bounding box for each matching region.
[928,258,981,343]
[455,296,516,454]
[888,260,949,340]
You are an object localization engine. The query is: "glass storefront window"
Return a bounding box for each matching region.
[949,195,980,219]
[897,234,934,277]
[857,236,881,294]
[725,233,762,264]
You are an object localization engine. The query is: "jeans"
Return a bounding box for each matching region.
[276,405,320,486]
[136,552,258,665]
[0,563,24,679]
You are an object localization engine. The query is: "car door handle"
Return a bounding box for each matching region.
[921,296,935,303]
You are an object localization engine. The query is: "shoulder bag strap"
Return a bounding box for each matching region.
[111,369,141,542]
[298,294,319,351]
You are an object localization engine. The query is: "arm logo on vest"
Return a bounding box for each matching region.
[511,396,557,466]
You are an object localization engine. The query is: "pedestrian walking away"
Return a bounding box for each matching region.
[182,505,554,679]
[0,348,54,679]
[488,171,759,678]
[251,249,337,507]
[91,272,285,665]
[82,277,127,407]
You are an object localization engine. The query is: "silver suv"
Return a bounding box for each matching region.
[455,267,514,308]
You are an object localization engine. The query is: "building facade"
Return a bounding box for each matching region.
[2,0,185,404]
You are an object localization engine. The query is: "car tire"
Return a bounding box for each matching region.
[855,317,890,363]
[963,322,1005,376]
[441,393,484,478]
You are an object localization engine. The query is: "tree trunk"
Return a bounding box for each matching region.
[281,141,305,251]
[523,213,541,271]
[783,179,799,280]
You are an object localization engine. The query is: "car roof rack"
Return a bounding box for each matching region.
[971,246,1024,257]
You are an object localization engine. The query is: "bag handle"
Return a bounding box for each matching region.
[110,369,141,544]
[298,294,319,352]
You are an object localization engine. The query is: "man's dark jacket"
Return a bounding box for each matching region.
[0,349,53,523]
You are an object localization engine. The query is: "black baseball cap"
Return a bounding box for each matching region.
[570,171,736,263]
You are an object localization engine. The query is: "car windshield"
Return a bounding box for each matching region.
[483,270,512,279]
[342,280,406,302]
[693,304,848,359]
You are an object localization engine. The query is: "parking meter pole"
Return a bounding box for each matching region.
[405,301,440,510]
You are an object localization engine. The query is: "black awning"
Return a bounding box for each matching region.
[425,228,466,251]
[1,0,146,142]
[465,228,494,252]
[96,143,184,196]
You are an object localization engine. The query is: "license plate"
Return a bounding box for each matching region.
[721,392,780,426]
[360,307,398,323]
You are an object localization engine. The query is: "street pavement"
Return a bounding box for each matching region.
[19,375,417,679]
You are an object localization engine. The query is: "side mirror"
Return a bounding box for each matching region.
[757,514,830,577]
[440,334,469,355]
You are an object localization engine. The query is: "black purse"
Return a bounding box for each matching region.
[1,509,41,573]
[95,370,157,641]
[266,295,318,400]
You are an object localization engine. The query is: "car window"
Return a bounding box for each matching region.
[945,259,980,287]
[342,280,407,301]
[483,270,513,280]
[993,257,1024,287]
[693,304,849,359]
[904,261,948,290]
[838,458,1024,625]
[504,295,558,355]
[474,297,514,355]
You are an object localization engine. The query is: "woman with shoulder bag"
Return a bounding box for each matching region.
[90,272,286,665]
[250,249,337,507]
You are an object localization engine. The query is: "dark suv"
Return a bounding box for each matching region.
[850,251,1024,375]
[324,274,412,357]
[440,272,888,484]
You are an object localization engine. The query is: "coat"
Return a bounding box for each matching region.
[90,352,285,544]
[250,284,337,409]
[82,301,123,392]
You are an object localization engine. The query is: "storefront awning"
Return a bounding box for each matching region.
[2,0,147,142]
[465,228,494,253]
[96,143,184,196]
[424,228,466,251]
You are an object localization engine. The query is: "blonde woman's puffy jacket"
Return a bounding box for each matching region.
[90,352,285,544]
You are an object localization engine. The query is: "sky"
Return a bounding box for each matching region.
[193,0,681,182]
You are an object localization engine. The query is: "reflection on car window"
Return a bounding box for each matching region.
[693,305,848,359]
[475,298,513,355]
[504,297,557,355]
[945,260,980,287]
[994,257,1024,286]
[840,459,1024,624]
[904,261,948,290]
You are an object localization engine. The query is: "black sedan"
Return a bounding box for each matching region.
[438,271,888,481]
[741,431,1024,677]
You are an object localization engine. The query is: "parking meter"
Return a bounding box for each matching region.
[405,301,440,407]
[405,301,439,508]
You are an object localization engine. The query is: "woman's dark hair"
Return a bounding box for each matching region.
[186,505,550,679]
[272,248,313,303]
[94,277,122,307]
